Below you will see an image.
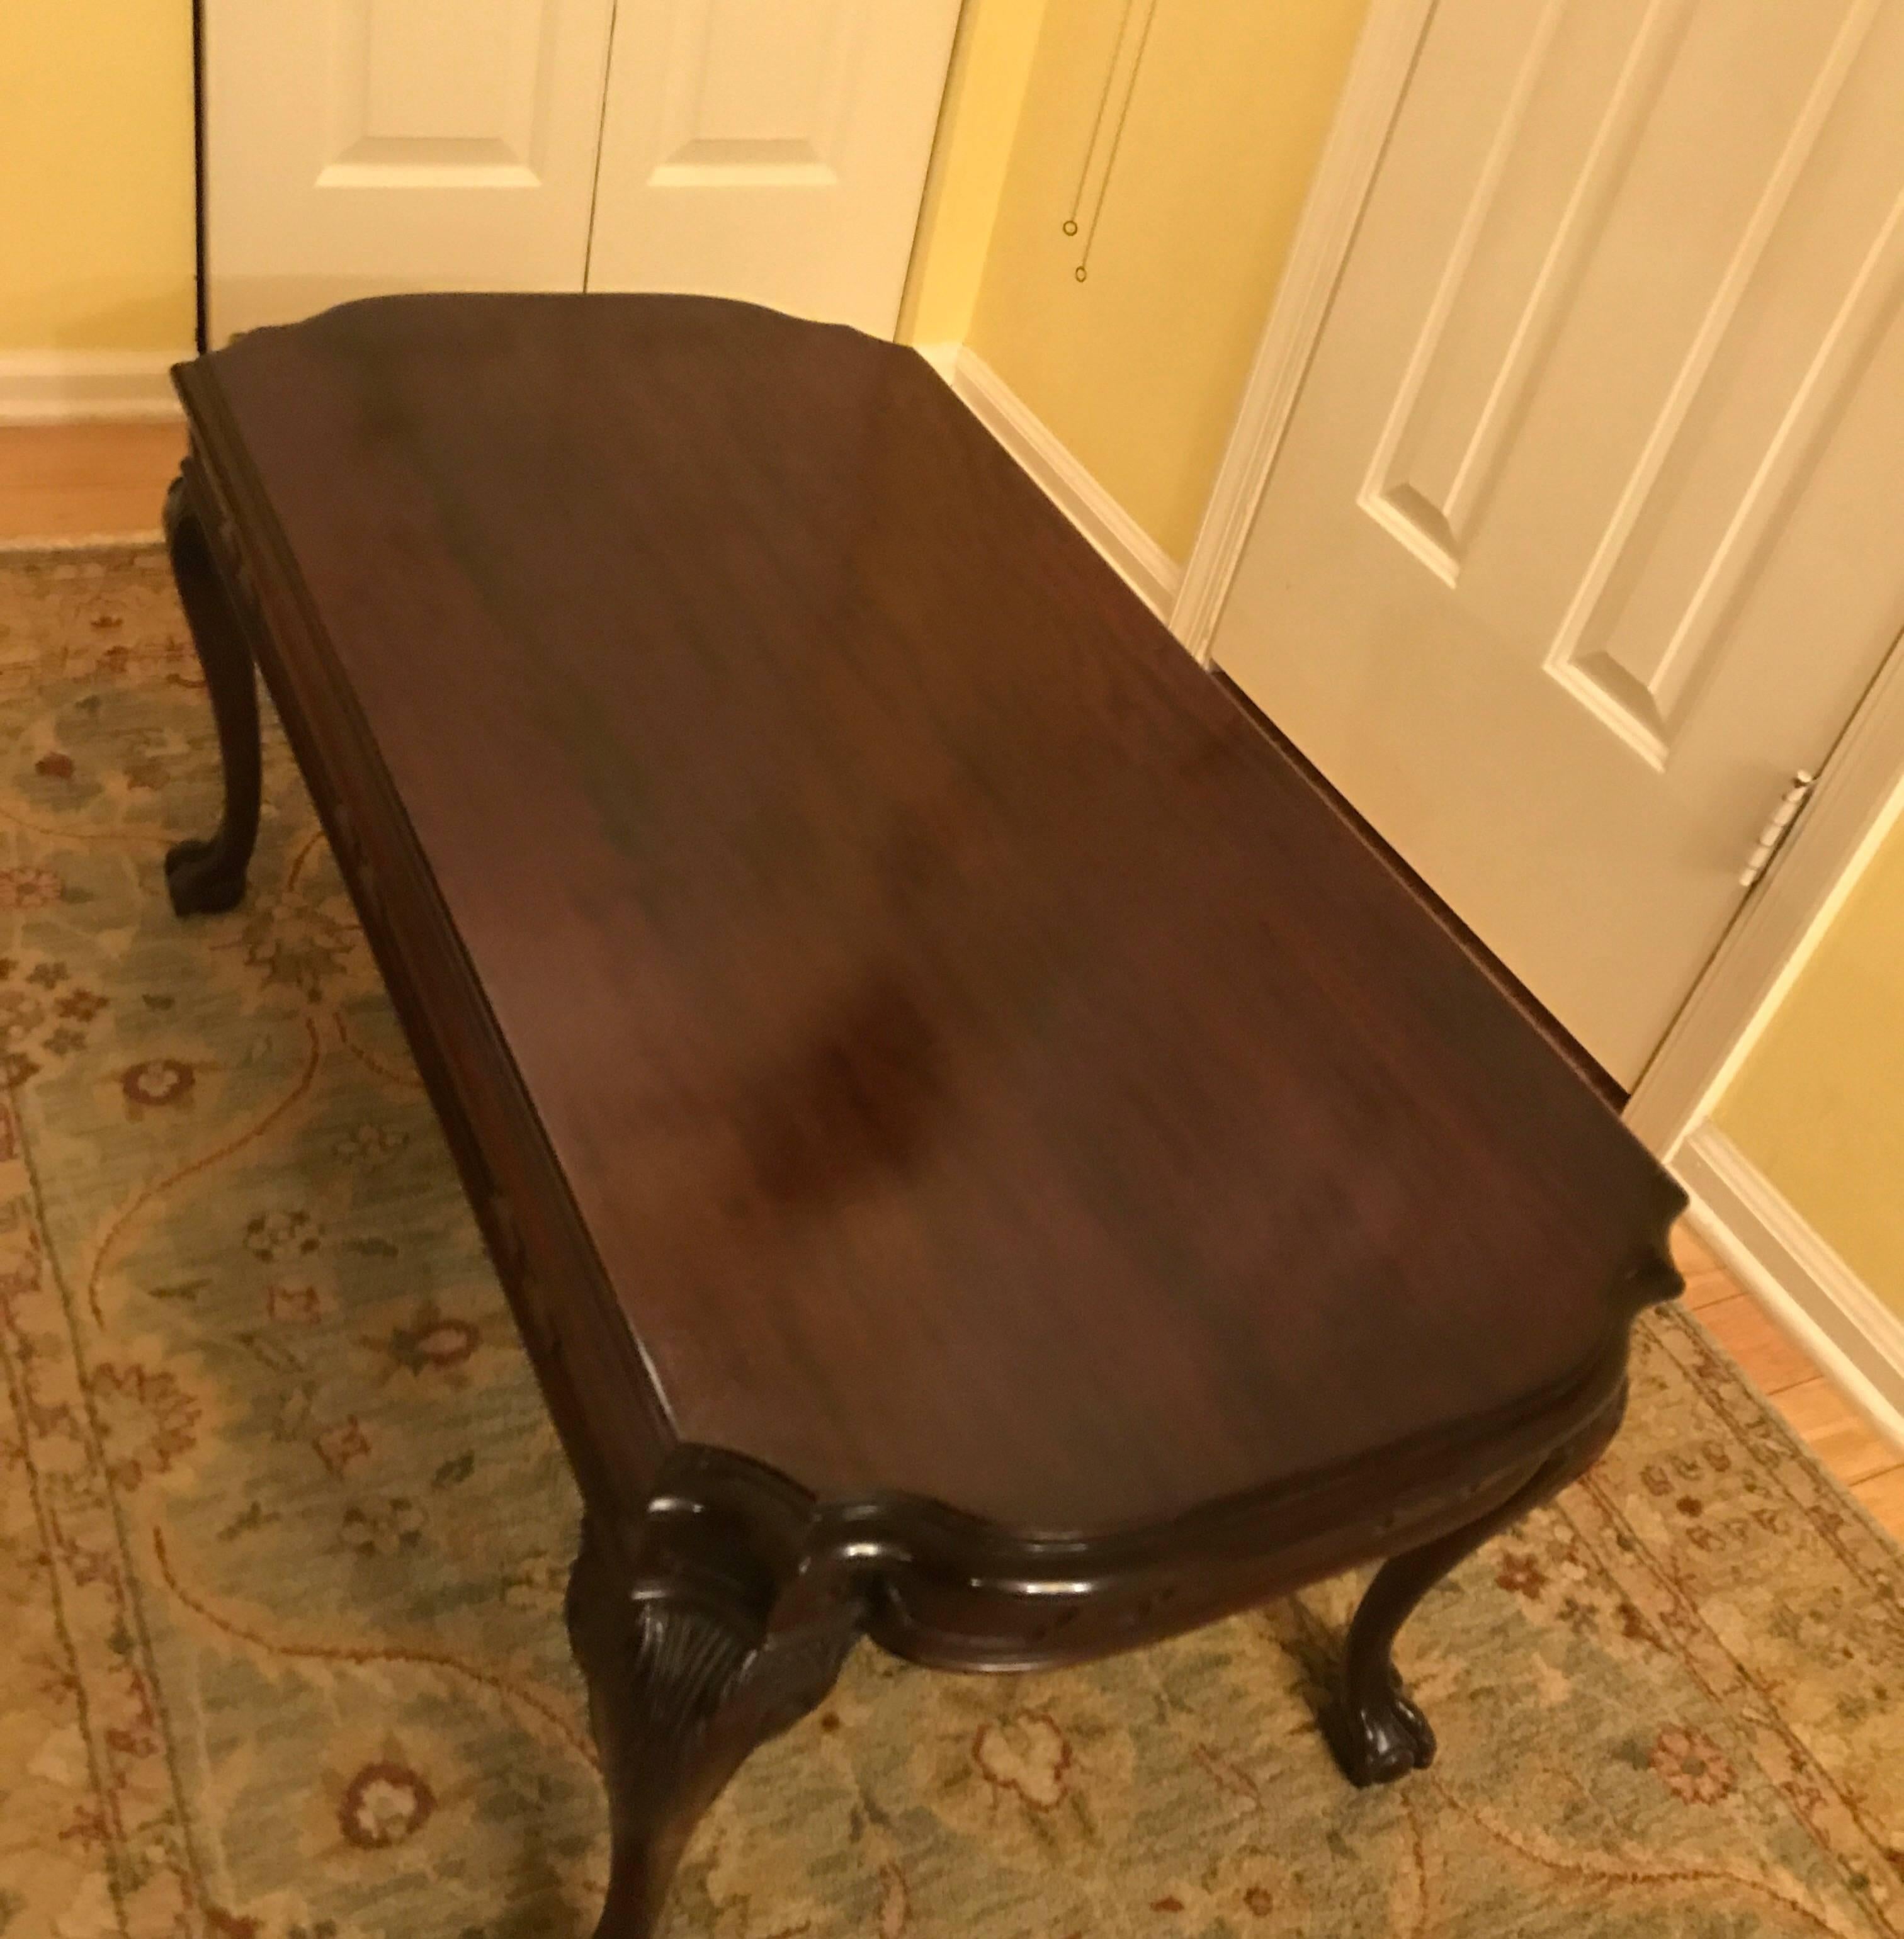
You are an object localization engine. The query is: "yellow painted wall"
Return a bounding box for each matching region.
[967,0,1369,562]
[900,0,1051,350]
[0,0,196,351]
[1716,812,1904,1316]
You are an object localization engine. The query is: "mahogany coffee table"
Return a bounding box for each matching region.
[162,295,1684,1936]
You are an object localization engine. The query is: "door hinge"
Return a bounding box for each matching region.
[1738,769,1816,890]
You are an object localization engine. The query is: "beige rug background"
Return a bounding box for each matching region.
[1,545,1900,1938]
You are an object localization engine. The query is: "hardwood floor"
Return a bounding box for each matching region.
[3,423,1898,1544]
[1671,1222,1904,1536]
[0,419,183,541]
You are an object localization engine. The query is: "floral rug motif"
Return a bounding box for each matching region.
[0,545,1900,1939]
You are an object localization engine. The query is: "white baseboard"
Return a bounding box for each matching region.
[0,351,185,425]
[913,340,960,386]
[1674,1120,1904,1454]
[917,342,1183,623]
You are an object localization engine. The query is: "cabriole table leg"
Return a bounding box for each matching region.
[1323,1388,1627,1786]
[163,466,263,917]
[565,1511,861,1938]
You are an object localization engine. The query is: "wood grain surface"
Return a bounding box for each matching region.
[179,295,1683,1539]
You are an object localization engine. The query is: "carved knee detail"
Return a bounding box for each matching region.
[566,1504,861,1939]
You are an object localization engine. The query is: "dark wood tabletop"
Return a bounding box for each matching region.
[164,295,1684,1935]
[183,295,1677,1532]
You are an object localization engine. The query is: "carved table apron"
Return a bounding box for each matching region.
[161,295,1686,1938]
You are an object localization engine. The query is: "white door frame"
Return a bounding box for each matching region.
[1170,0,1436,663]
[1172,0,1904,1159]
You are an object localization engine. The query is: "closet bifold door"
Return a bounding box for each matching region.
[582,0,963,337]
[203,0,617,344]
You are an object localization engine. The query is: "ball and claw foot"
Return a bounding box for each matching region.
[164,837,247,917]
[1317,1413,1626,1791]
[1322,1664,1438,1787]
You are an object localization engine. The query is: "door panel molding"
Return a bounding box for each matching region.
[1557,175,1904,773]
[586,0,959,336]
[205,0,618,341]
[1363,0,1692,593]
[649,0,863,188]
[1541,0,1884,770]
[1357,0,1571,588]
[323,0,565,181]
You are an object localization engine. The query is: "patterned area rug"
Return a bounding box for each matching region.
[1,545,1901,1939]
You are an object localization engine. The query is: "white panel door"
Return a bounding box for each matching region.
[206,0,617,342]
[585,0,961,335]
[1212,0,1904,1083]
